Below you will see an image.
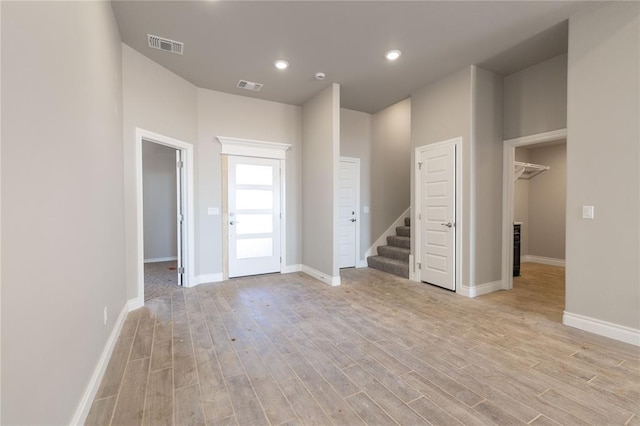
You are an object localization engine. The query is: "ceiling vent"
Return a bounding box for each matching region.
[147,34,183,55]
[237,80,263,92]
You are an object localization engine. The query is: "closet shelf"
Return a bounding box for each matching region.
[515,161,550,180]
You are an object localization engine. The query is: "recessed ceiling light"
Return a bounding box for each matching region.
[274,60,289,70]
[385,50,401,61]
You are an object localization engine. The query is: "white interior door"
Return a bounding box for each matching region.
[420,145,456,290]
[176,149,185,285]
[228,156,281,278]
[338,159,358,268]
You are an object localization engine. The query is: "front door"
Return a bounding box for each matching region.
[338,159,358,268]
[419,144,456,290]
[228,156,281,278]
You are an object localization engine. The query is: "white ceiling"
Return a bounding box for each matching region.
[111,1,590,114]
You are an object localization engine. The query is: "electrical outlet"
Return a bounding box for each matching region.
[103,307,108,325]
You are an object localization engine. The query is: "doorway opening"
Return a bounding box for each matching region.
[135,128,194,306]
[501,129,567,321]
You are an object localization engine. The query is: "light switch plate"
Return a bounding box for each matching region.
[363,206,370,214]
[582,205,594,219]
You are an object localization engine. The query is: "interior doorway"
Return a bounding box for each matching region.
[135,128,194,307]
[501,129,567,320]
[141,141,183,300]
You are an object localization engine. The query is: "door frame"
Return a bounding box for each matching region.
[218,136,290,280]
[414,137,463,292]
[136,128,195,303]
[338,156,361,268]
[501,128,567,290]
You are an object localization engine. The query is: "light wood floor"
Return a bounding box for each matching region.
[87,263,640,425]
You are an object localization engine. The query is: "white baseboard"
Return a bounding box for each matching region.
[301,265,341,286]
[281,264,302,274]
[522,255,565,267]
[364,207,411,259]
[355,260,368,268]
[127,296,144,311]
[194,273,223,286]
[458,280,503,298]
[563,311,640,346]
[70,303,129,425]
[143,256,177,263]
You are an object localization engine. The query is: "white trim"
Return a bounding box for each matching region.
[217,136,291,160]
[365,207,411,261]
[458,280,503,298]
[339,156,361,269]
[135,129,196,305]
[563,311,640,346]
[70,304,129,425]
[281,264,302,274]
[144,256,178,263]
[522,255,566,267]
[414,138,463,294]
[127,297,144,311]
[301,265,341,287]
[501,129,567,290]
[355,260,368,268]
[194,273,224,285]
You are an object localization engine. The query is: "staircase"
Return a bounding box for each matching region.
[367,217,410,278]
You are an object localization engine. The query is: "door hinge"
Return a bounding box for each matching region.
[177,160,184,168]
[178,267,185,274]
[178,214,184,222]
[280,257,282,263]
[417,262,421,270]
[418,162,423,170]
[418,212,422,220]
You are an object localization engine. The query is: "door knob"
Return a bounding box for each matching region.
[350,218,357,222]
[441,222,453,228]
[230,221,239,225]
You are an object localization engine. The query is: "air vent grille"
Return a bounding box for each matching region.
[237,80,263,92]
[147,34,183,55]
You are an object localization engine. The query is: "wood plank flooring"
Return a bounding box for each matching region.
[87,263,640,425]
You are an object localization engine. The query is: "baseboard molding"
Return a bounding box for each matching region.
[70,303,129,425]
[522,255,565,267]
[194,273,223,285]
[143,256,177,263]
[355,260,368,268]
[301,265,341,286]
[281,264,302,274]
[458,280,503,298]
[563,311,640,346]
[364,207,411,259]
[127,296,144,311]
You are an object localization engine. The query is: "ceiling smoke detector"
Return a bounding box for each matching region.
[147,34,184,55]
[237,80,263,92]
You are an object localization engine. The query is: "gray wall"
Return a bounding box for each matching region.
[122,44,198,299]
[528,143,566,260]
[371,99,412,243]
[411,67,473,286]
[1,2,125,423]
[566,2,640,330]
[196,89,302,275]
[302,84,340,277]
[142,141,177,261]
[472,67,504,285]
[503,53,567,139]
[340,108,372,261]
[514,148,531,256]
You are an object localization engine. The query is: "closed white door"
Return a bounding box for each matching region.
[338,159,358,268]
[420,145,456,290]
[228,156,281,278]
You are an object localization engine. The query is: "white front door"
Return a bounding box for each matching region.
[419,144,456,290]
[338,159,359,268]
[228,156,281,278]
